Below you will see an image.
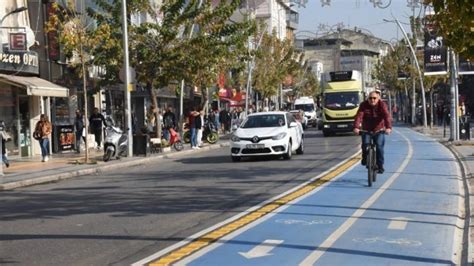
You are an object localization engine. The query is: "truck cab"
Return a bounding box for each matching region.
[321,71,365,136]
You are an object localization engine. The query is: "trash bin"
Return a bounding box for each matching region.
[459,116,470,140]
[133,134,150,156]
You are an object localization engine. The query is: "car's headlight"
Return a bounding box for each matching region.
[272,132,287,140]
[231,135,240,142]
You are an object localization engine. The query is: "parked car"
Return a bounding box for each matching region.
[230,111,304,162]
[290,110,308,130]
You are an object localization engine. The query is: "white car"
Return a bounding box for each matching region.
[230,111,304,162]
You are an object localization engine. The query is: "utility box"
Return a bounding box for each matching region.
[133,134,150,156]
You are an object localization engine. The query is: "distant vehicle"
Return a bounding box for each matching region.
[230,111,304,162]
[294,96,318,128]
[320,70,365,137]
[290,110,308,130]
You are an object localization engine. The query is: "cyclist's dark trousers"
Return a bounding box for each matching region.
[361,133,385,167]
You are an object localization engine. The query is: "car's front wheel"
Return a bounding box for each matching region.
[282,141,292,160]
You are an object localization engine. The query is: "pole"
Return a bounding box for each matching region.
[0,135,3,176]
[412,76,416,125]
[393,17,427,128]
[179,79,184,137]
[245,60,253,115]
[449,49,458,141]
[122,0,132,157]
[179,0,203,135]
[245,32,264,116]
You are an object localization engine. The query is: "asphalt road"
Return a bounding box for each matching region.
[0,128,360,266]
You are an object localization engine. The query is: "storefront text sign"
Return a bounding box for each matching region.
[9,33,27,50]
[0,50,39,75]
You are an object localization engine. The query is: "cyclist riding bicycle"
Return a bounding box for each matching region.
[353,90,392,174]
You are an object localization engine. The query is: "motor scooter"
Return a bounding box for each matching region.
[103,118,128,162]
[168,127,184,151]
[202,118,219,144]
[183,118,219,144]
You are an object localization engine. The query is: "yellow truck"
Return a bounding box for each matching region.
[321,70,365,137]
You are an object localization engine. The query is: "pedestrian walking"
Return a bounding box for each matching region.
[212,109,220,133]
[33,114,52,162]
[163,107,177,141]
[196,110,204,147]
[219,108,231,134]
[1,122,11,168]
[1,135,9,168]
[188,107,200,149]
[74,110,85,153]
[89,108,106,149]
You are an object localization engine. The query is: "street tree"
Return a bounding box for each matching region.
[252,30,303,108]
[182,0,255,115]
[292,57,320,98]
[129,0,254,137]
[45,0,122,163]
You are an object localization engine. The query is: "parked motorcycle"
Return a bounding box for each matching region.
[168,127,184,151]
[183,118,219,144]
[103,118,128,162]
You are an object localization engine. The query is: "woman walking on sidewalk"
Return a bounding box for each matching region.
[34,114,52,162]
[1,136,9,168]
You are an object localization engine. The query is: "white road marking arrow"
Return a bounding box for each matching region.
[239,239,284,259]
[388,217,410,230]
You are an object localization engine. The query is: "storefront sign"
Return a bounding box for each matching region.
[57,125,75,151]
[0,50,39,75]
[9,33,27,50]
[423,20,448,76]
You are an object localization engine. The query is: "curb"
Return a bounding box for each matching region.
[0,142,229,191]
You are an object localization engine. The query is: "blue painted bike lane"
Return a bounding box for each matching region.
[173,127,463,266]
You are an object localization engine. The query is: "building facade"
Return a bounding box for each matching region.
[297,28,391,91]
[0,0,72,159]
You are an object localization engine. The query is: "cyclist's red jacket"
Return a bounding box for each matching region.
[353,100,392,132]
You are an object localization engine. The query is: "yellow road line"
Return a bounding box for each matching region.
[148,155,360,266]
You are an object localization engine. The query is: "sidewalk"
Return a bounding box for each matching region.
[0,140,229,191]
[411,124,474,264]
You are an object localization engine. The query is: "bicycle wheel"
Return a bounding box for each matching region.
[371,147,377,183]
[367,147,373,187]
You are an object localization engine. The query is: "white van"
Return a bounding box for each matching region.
[294,97,318,127]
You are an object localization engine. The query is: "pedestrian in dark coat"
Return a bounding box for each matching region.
[89,108,106,149]
[74,110,85,153]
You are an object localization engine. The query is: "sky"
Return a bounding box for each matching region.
[296,0,424,42]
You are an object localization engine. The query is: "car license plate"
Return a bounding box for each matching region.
[337,124,348,128]
[246,144,264,149]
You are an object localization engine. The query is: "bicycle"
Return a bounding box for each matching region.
[359,130,385,187]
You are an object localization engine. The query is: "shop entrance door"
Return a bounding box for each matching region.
[19,96,31,157]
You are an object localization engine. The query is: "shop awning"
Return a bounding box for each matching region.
[0,74,69,97]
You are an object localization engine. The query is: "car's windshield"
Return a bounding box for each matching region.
[242,114,286,128]
[294,104,314,112]
[324,92,360,110]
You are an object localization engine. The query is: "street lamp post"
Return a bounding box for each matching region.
[0,7,27,25]
[121,0,132,157]
[0,7,28,52]
[384,18,428,129]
